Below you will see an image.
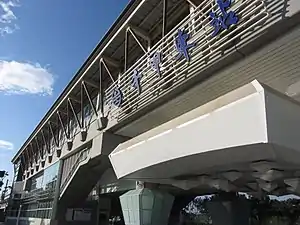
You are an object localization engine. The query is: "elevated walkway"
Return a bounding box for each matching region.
[110,80,300,196]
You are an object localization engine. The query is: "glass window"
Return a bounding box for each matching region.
[43,162,59,191]
[30,172,44,191]
[28,161,59,192]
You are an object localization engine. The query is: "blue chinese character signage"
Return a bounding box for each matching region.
[175,29,196,62]
[150,52,162,77]
[131,69,142,94]
[111,86,123,107]
[209,0,239,37]
[108,2,239,111]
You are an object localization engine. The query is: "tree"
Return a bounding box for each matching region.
[184,193,300,225]
[183,196,212,225]
[0,171,8,178]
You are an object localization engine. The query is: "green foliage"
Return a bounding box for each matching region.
[184,194,300,225]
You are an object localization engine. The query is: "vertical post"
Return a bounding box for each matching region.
[96,184,100,225]
[162,0,167,37]
[189,4,196,34]
[81,83,85,129]
[80,83,88,141]
[99,60,104,117]
[51,160,63,223]
[67,103,70,138]
[16,204,22,225]
[30,144,36,165]
[20,154,26,177]
[124,30,129,72]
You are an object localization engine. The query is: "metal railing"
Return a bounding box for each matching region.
[60,148,90,194]
[6,209,52,219]
[104,0,269,122]
[17,0,271,177]
[21,188,55,203]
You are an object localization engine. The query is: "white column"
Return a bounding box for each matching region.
[120,187,174,225]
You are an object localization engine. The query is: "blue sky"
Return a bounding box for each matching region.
[0,0,129,183]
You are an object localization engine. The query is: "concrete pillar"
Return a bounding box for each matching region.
[96,197,111,225]
[119,187,174,225]
[207,193,251,225]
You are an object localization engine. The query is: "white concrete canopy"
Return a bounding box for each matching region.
[109,80,300,195]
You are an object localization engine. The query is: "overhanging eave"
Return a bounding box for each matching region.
[109,80,300,181]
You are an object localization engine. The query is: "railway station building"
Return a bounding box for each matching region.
[5,0,300,224]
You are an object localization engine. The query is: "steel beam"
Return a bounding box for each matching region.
[20,154,26,173]
[49,122,59,148]
[57,110,68,115]
[82,81,98,117]
[21,153,28,170]
[68,96,81,104]
[29,143,37,164]
[99,60,105,117]
[12,0,150,162]
[81,84,85,129]
[102,56,121,69]
[185,0,197,8]
[128,27,148,53]
[66,102,71,138]
[47,126,53,154]
[41,130,50,154]
[124,30,129,71]
[128,24,151,44]
[84,79,100,90]
[35,137,43,160]
[68,98,82,129]
[162,0,167,37]
[25,148,32,167]
[57,111,69,139]
[101,58,117,83]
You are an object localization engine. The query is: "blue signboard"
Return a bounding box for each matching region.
[131,69,142,94]
[175,29,196,62]
[110,28,197,106]
[150,52,162,77]
[111,87,123,107]
[110,1,239,108]
[209,0,239,37]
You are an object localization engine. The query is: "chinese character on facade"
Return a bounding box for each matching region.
[175,29,196,62]
[131,69,142,94]
[111,86,123,107]
[209,0,239,37]
[150,52,162,77]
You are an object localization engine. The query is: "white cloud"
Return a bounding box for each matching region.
[0,140,13,150]
[0,0,19,36]
[0,60,55,95]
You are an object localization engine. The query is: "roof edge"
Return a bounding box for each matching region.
[12,0,140,163]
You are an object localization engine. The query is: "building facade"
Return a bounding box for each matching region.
[6,0,300,225]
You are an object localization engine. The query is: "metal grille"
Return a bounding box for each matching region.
[60,148,90,194]
[104,0,269,122]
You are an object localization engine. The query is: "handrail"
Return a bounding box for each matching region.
[104,0,269,122]
[21,188,56,204]
[13,0,271,167]
[60,148,90,193]
[6,208,52,219]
